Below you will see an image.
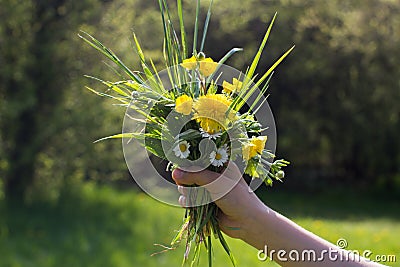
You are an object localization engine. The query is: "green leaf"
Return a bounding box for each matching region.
[246,12,277,81]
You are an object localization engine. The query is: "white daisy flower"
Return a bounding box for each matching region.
[173,140,190,159]
[200,128,222,140]
[209,145,229,167]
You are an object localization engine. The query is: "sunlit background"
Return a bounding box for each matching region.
[0,0,399,266]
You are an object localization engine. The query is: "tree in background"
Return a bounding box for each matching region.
[167,0,400,192]
[0,0,399,204]
[274,0,400,191]
[0,0,114,204]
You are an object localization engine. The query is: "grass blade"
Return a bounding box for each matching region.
[158,0,173,66]
[217,230,236,267]
[84,86,130,105]
[78,31,143,84]
[246,12,277,81]
[234,45,294,111]
[206,48,243,84]
[94,133,139,143]
[254,45,295,88]
[193,0,201,54]
[177,0,187,58]
[200,0,214,52]
[208,235,212,267]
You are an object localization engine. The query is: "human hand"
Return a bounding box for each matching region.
[172,162,266,240]
[173,164,386,267]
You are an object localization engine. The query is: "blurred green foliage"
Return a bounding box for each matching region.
[0,0,399,203]
[0,184,398,266]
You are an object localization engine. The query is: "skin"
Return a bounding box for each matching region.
[172,163,386,267]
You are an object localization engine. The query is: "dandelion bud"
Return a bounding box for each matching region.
[276,170,285,179]
[197,52,206,60]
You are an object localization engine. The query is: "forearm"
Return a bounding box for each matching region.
[240,203,384,267]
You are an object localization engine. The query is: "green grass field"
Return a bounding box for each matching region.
[0,184,398,267]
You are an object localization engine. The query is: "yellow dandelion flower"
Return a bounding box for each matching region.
[193,94,235,134]
[242,144,252,162]
[181,56,198,70]
[175,95,193,115]
[242,136,268,161]
[223,78,243,94]
[181,56,217,77]
[199,58,218,77]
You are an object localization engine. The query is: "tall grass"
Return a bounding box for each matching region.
[0,184,398,267]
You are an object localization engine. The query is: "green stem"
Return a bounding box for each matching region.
[193,0,201,54]
[208,235,212,267]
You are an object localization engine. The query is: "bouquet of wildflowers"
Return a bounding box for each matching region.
[80,0,293,266]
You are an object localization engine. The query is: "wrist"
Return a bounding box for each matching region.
[240,199,274,249]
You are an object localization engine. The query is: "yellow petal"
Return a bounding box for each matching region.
[222,80,235,94]
[175,95,193,115]
[223,78,243,94]
[181,56,197,70]
[232,78,243,91]
[193,94,233,134]
[242,136,268,161]
[242,143,252,161]
[199,58,217,77]
[253,136,268,154]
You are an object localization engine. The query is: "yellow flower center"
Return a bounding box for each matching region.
[179,144,187,152]
[193,94,235,134]
[215,153,222,160]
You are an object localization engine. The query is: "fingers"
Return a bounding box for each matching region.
[177,185,186,195]
[178,195,186,207]
[173,164,244,204]
[172,168,220,186]
[172,161,243,186]
[173,162,246,207]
